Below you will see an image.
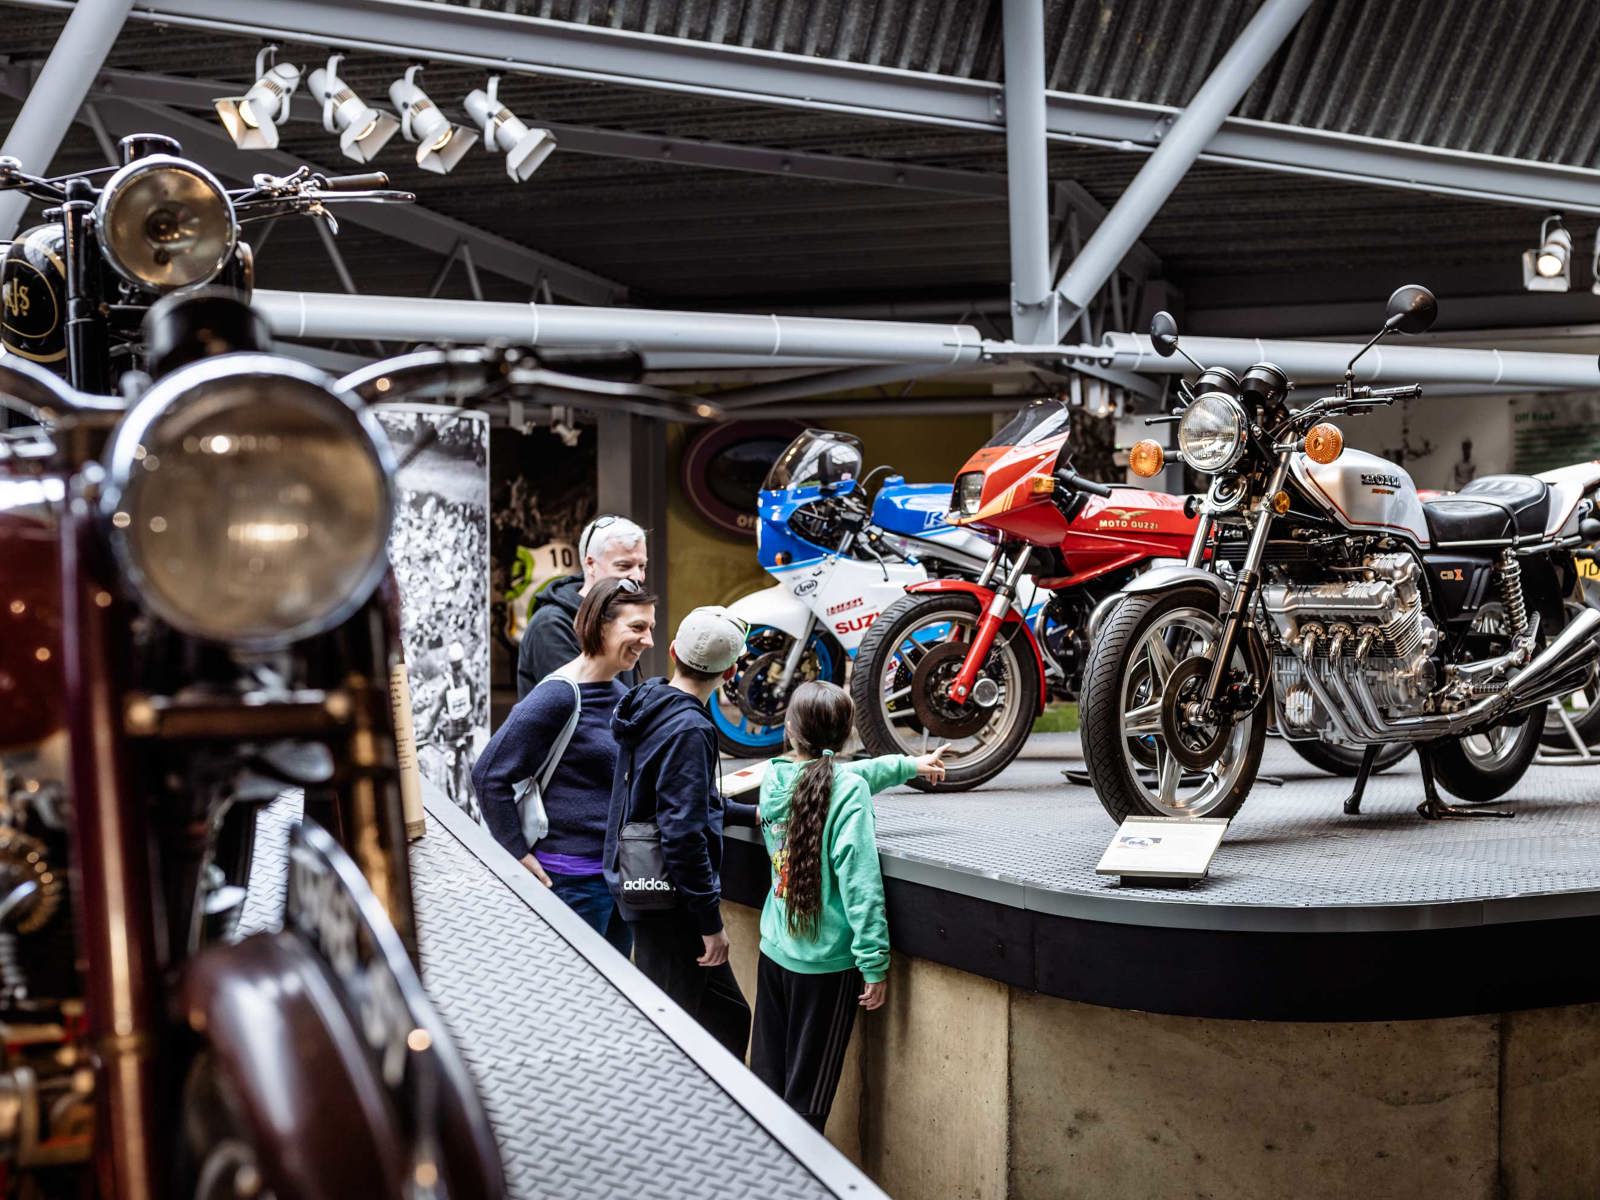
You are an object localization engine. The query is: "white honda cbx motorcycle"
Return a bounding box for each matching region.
[712,429,1039,756]
[1081,286,1600,824]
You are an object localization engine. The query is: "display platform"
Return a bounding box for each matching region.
[723,733,1600,1021]
[243,791,882,1200]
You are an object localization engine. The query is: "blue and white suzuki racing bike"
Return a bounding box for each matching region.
[711,429,1039,756]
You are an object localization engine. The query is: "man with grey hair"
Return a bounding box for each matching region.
[516,514,648,698]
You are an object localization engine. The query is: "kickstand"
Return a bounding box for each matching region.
[1416,747,1514,820]
[1342,744,1381,815]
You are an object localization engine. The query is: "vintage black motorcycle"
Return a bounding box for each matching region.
[1080,286,1600,824]
[0,135,694,1198]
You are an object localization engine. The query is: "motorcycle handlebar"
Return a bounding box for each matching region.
[1056,468,1114,499]
[529,347,644,382]
[315,171,390,192]
[1352,384,1422,402]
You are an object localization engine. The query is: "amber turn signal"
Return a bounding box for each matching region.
[1304,423,1344,464]
[1271,490,1291,514]
[1129,439,1165,478]
[1028,475,1056,497]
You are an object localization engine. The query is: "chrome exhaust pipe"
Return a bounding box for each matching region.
[1312,607,1600,745]
[1502,606,1600,704]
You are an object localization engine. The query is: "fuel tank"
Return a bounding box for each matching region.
[0,474,65,750]
[1289,447,1430,547]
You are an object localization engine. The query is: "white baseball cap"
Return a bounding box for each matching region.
[672,606,749,674]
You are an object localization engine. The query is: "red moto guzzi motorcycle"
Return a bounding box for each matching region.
[851,398,1195,789]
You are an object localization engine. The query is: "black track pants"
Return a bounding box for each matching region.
[630,910,751,1059]
[751,952,862,1131]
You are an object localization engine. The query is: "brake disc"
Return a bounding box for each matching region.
[911,641,996,740]
[736,650,797,726]
[1160,656,1232,771]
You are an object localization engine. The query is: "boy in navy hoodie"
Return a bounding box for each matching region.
[605,606,753,1057]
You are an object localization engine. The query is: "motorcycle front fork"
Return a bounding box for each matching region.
[774,615,816,696]
[947,547,1032,705]
[1198,455,1291,716]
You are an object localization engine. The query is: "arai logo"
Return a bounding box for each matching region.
[793,578,819,596]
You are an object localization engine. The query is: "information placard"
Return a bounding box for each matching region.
[1095,816,1229,885]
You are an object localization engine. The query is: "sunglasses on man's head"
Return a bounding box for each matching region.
[580,514,630,561]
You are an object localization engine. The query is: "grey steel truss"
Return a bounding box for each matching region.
[11,0,1600,215]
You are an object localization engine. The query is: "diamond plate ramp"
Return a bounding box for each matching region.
[244,790,878,1200]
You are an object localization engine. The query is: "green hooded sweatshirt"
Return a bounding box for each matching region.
[757,754,916,983]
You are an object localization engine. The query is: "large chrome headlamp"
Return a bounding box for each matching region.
[954,471,984,517]
[94,155,237,292]
[100,355,395,650]
[1177,391,1248,473]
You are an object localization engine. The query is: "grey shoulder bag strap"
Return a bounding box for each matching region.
[513,673,582,848]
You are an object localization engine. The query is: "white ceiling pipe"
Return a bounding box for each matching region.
[252,290,986,366]
[1095,332,1600,390]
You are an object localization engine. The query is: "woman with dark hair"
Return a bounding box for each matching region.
[751,680,947,1130]
[473,576,655,953]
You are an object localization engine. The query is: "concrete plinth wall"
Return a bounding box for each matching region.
[723,903,1600,1199]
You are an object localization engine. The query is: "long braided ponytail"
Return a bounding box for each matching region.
[780,680,855,937]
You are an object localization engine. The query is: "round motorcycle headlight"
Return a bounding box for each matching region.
[101,355,395,650]
[1177,391,1248,473]
[94,155,237,292]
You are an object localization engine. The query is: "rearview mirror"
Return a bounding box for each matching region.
[1384,284,1437,335]
[1149,311,1179,357]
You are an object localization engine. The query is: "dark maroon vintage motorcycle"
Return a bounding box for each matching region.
[0,135,687,1198]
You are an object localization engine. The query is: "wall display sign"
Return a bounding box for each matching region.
[681,420,804,539]
[1095,816,1229,886]
[1511,393,1600,475]
[377,405,491,822]
[505,540,579,641]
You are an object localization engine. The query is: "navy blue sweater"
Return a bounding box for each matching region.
[603,679,757,934]
[472,677,626,866]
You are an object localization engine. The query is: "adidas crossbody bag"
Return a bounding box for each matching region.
[616,746,679,911]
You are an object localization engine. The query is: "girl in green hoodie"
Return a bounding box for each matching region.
[751,680,947,1130]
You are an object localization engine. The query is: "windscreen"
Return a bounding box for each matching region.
[761,429,864,490]
[987,399,1070,449]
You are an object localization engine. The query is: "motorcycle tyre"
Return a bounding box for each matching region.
[712,627,845,759]
[1285,738,1409,777]
[1426,712,1542,804]
[1081,585,1267,824]
[851,592,1040,793]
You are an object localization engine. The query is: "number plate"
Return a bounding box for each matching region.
[284,820,436,1093]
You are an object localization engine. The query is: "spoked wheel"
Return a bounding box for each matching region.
[851,593,1039,791]
[1081,586,1266,823]
[709,625,842,757]
[1285,738,1409,777]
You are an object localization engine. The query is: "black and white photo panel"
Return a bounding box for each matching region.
[377,405,491,821]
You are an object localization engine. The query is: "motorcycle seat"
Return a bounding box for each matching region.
[1423,474,1551,543]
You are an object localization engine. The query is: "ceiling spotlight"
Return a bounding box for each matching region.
[388,66,477,175]
[1523,214,1572,292]
[307,54,399,164]
[214,46,300,151]
[463,76,557,183]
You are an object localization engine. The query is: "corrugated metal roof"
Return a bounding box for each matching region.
[434,0,1600,168]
